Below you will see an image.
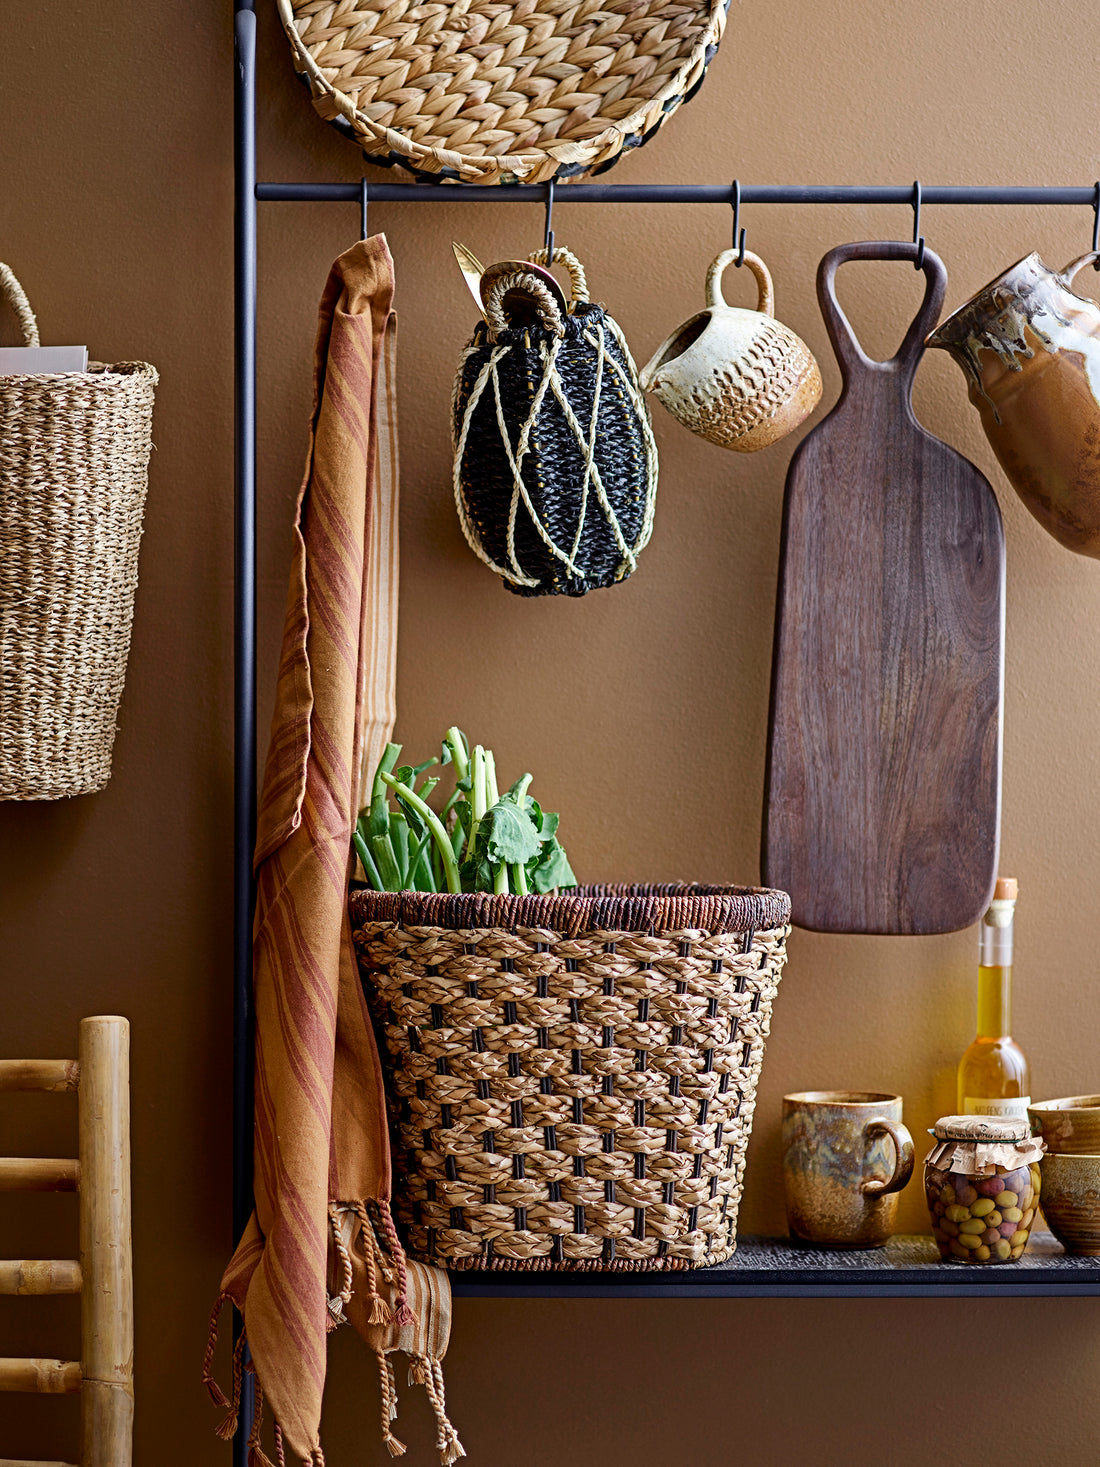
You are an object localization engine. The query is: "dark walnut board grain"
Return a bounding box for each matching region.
[763,242,1004,935]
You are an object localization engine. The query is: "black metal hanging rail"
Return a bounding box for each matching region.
[233,4,1099,1453]
[258,182,1099,206]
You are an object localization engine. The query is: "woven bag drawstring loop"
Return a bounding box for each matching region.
[0,263,40,347]
[529,245,588,303]
[483,270,564,340]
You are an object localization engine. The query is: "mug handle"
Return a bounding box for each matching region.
[706,249,774,317]
[1060,251,1100,286]
[860,1117,915,1197]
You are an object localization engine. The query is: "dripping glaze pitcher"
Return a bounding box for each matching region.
[926,251,1100,558]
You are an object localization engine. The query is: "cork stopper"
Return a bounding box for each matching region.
[981,878,1017,962]
[933,1114,1029,1142]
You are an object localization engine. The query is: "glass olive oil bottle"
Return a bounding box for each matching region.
[957,877,1031,1119]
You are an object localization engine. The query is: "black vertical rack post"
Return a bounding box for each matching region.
[232,5,258,1460]
[231,10,1099,1454]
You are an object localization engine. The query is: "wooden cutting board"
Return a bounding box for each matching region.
[763,241,1004,935]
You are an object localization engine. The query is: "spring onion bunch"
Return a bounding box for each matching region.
[353,727,576,896]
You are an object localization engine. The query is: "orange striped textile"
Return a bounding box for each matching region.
[204,237,461,1465]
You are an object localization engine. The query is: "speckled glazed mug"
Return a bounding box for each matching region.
[783,1091,915,1249]
[639,250,822,451]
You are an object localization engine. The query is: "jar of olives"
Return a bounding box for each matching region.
[925,1114,1045,1263]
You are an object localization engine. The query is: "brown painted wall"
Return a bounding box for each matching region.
[4,2,1100,1462]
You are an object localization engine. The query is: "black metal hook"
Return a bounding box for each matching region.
[731,179,746,266]
[360,178,368,241]
[911,181,925,270]
[544,178,555,266]
[1092,182,1100,269]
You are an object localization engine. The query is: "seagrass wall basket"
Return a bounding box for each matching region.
[276,0,732,184]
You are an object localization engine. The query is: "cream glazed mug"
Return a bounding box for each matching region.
[640,249,822,451]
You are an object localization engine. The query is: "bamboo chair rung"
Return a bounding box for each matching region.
[0,1357,82,1393]
[0,1158,78,1192]
[0,1260,82,1295]
[0,1459,80,1466]
[1,1017,132,1464]
[0,1060,79,1093]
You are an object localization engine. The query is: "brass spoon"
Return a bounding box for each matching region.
[452,241,488,319]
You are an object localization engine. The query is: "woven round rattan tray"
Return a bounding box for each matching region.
[278,0,731,184]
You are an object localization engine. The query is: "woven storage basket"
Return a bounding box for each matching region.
[277,0,730,184]
[350,882,790,1271]
[453,247,657,596]
[0,264,157,800]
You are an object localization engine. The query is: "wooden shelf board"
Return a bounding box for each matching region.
[449,1232,1100,1298]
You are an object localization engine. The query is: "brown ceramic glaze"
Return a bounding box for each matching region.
[1038,1153,1100,1255]
[926,252,1100,558]
[1028,1095,1100,1155]
[782,1091,915,1248]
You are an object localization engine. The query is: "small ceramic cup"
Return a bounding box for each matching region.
[640,249,822,451]
[1038,1153,1100,1255]
[783,1091,915,1248]
[1028,1095,1100,1155]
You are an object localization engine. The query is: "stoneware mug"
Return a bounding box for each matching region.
[782,1091,915,1249]
[639,248,822,451]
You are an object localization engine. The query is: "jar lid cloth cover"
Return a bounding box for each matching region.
[927,1114,1045,1176]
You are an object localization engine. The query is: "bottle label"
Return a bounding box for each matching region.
[964,1096,1031,1119]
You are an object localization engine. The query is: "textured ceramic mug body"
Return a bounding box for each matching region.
[1038,1153,1100,1255]
[640,249,822,451]
[926,251,1100,558]
[783,1091,915,1248]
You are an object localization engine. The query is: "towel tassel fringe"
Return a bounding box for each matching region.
[423,1354,466,1465]
[215,1331,247,1440]
[202,1290,234,1410]
[245,1366,277,1467]
[327,1202,354,1330]
[355,1199,393,1326]
[378,1200,417,1328]
[376,1348,407,1457]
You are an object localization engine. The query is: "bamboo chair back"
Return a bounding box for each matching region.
[0,1016,133,1467]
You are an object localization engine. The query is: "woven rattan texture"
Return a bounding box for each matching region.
[452,254,657,598]
[278,0,730,184]
[350,884,790,1270]
[0,361,157,799]
[699,324,819,446]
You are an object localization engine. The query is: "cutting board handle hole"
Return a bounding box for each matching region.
[831,259,936,365]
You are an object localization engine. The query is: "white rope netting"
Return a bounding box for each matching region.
[452,250,657,591]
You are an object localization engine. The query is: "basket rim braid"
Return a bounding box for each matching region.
[350,881,790,1271]
[277,0,732,185]
[350,882,791,934]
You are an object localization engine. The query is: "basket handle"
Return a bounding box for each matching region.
[484,270,566,340]
[529,246,589,305]
[0,263,40,347]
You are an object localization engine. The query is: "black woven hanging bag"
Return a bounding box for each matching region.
[452,247,658,597]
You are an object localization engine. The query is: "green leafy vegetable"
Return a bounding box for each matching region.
[353,728,576,897]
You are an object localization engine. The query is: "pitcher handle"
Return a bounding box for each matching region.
[1060,251,1100,285]
[706,249,774,317]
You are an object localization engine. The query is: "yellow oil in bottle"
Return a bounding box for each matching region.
[956,878,1030,1119]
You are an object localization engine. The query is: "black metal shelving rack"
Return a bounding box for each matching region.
[232,0,1100,1453]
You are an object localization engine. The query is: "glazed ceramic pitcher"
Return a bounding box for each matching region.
[640,249,821,451]
[926,252,1100,558]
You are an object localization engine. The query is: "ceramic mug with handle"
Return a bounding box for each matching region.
[640,249,821,451]
[782,1090,915,1248]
